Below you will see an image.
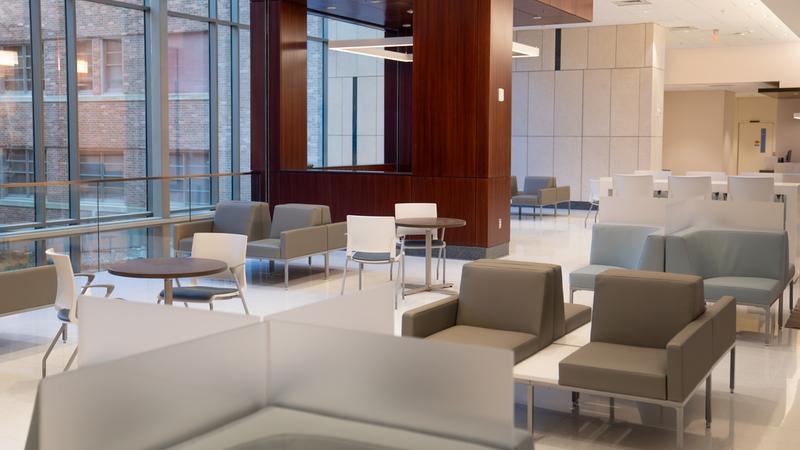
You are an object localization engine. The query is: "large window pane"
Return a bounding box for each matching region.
[168,0,209,17]
[218,25,232,201]
[239,28,251,200]
[76,1,147,219]
[168,17,210,211]
[0,1,34,226]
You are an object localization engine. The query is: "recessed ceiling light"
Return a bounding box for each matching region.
[532,15,543,20]
[406,9,413,14]
[326,4,337,10]
[370,0,381,3]
[402,23,411,28]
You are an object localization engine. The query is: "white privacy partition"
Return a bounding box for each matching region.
[77,296,260,367]
[268,320,516,449]
[36,322,270,450]
[597,196,670,226]
[665,199,785,234]
[265,282,394,334]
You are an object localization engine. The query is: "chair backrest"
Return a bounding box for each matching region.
[510,176,519,197]
[780,173,800,184]
[457,261,554,338]
[45,249,78,321]
[635,169,671,180]
[727,176,775,202]
[668,176,712,200]
[686,171,727,182]
[191,233,248,293]
[280,203,332,224]
[589,223,664,271]
[523,176,555,194]
[213,201,271,240]
[395,203,438,238]
[345,215,398,257]
[666,228,788,282]
[612,174,654,198]
[269,204,328,239]
[588,178,603,202]
[591,269,705,349]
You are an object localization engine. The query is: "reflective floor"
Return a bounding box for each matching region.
[1,209,798,449]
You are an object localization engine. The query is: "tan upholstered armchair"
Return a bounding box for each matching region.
[402,259,591,363]
[172,201,271,254]
[511,176,571,219]
[559,269,736,448]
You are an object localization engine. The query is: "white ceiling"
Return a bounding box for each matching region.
[515,0,800,49]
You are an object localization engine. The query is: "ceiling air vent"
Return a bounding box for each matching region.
[671,26,699,32]
[613,0,652,6]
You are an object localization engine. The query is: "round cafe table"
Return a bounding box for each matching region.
[107,257,228,305]
[395,217,466,295]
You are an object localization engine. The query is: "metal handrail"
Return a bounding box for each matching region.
[0,170,259,189]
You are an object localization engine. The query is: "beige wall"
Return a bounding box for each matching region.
[663,90,737,175]
[737,96,777,123]
[777,98,800,159]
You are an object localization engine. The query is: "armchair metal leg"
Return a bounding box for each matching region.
[209,303,214,311]
[42,324,66,377]
[324,253,329,279]
[436,248,442,281]
[705,375,712,429]
[308,256,312,267]
[340,258,349,295]
[791,282,794,311]
[765,305,772,345]
[64,346,78,372]
[609,397,615,422]
[62,325,67,343]
[568,201,571,215]
[358,263,363,290]
[401,254,406,299]
[676,407,685,449]
[443,247,447,284]
[518,206,522,220]
[526,385,534,433]
[284,263,289,290]
[569,288,576,304]
[779,293,784,328]
[389,261,394,281]
[730,346,735,393]
[269,260,275,273]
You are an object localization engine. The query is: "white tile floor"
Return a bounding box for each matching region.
[1,209,798,449]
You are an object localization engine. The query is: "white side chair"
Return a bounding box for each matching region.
[395,203,447,282]
[635,169,671,181]
[727,176,775,202]
[43,248,114,377]
[159,233,250,314]
[585,179,602,228]
[668,176,713,201]
[612,174,654,198]
[686,171,727,182]
[341,215,403,302]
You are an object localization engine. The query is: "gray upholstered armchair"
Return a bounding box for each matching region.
[569,223,664,303]
[402,259,591,363]
[511,176,571,219]
[172,201,271,254]
[666,227,788,344]
[247,204,347,289]
[559,269,736,448]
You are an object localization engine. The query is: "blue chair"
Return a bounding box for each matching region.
[665,227,788,345]
[569,223,665,303]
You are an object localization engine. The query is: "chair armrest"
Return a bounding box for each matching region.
[81,284,115,298]
[556,186,570,203]
[666,316,714,402]
[172,220,213,251]
[707,296,736,361]
[74,272,96,285]
[538,187,559,205]
[281,226,328,260]
[326,221,347,251]
[401,295,459,338]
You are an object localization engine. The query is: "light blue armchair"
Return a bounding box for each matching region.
[569,223,665,303]
[665,227,788,345]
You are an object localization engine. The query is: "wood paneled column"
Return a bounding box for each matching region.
[412,0,513,256]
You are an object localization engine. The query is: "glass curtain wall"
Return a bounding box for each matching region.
[307,14,386,169]
[0,0,251,270]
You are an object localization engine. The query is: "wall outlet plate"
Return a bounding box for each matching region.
[498,88,505,102]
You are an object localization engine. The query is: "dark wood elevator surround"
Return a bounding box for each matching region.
[252,0,591,253]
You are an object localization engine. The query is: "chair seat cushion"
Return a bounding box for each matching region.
[247,239,282,259]
[352,252,392,263]
[426,325,541,363]
[402,239,445,249]
[160,286,239,302]
[704,276,781,306]
[569,265,620,290]
[511,194,539,206]
[563,303,591,334]
[57,308,71,323]
[559,342,667,400]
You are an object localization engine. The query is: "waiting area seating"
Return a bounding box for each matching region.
[402,259,591,363]
[559,269,736,448]
[569,223,665,302]
[173,201,271,254]
[511,176,571,219]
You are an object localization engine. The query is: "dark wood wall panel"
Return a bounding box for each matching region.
[486,176,512,247]
[268,0,308,172]
[411,177,478,246]
[384,60,412,172]
[250,0,268,201]
[486,0,513,178]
